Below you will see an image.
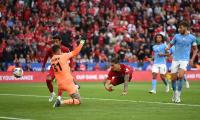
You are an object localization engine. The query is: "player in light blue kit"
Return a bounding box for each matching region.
[166,21,198,103]
[149,34,169,94]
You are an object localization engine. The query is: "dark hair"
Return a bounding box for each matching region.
[52,45,60,53]
[179,21,189,28]
[111,58,119,64]
[154,33,164,42]
[53,35,62,41]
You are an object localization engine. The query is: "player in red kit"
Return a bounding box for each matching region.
[104,58,133,95]
[41,35,75,102]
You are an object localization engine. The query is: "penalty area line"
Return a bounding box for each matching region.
[0,93,200,107]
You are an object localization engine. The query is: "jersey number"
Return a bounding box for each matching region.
[52,62,62,72]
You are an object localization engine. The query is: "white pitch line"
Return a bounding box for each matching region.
[0,93,200,107]
[0,116,32,120]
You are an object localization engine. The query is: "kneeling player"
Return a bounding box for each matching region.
[51,40,85,107]
[104,58,133,95]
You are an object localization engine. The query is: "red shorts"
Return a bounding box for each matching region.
[110,73,132,86]
[47,66,55,80]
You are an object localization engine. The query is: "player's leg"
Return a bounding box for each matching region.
[149,64,158,94]
[74,80,80,89]
[56,80,80,101]
[160,65,169,92]
[160,74,169,92]
[176,61,188,103]
[184,74,190,88]
[171,61,179,102]
[62,93,81,105]
[50,68,63,101]
[46,74,56,102]
[54,85,80,107]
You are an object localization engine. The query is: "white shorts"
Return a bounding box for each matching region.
[171,61,188,73]
[152,64,167,74]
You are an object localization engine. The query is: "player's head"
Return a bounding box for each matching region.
[110,58,120,71]
[154,34,164,44]
[178,21,189,34]
[53,35,62,45]
[52,45,61,54]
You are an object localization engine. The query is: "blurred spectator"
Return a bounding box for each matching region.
[18,54,26,63]
[24,63,33,71]
[0,0,199,71]
[93,63,101,71]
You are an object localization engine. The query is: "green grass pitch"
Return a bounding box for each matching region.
[0,82,200,120]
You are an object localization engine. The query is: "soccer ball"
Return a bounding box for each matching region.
[13,67,23,78]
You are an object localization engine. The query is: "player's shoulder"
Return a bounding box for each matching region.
[60,45,70,50]
[161,43,167,47]
[120,64,131,70]
[46,47,53,54]
[188,34,196,40]
[152,44,157,47]
[51,55,60,62]
[174,33,182,38]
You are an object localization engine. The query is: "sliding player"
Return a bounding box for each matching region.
[51,40,85,107]
[41,36,74,102]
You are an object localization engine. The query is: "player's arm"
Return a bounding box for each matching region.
[104,71,114,92]
[61,46,70,53]
[166,44,173,50]
[164,50,171,57]
[66,40,85,59]
[166,35,176,50]
[41,50,50,72]
[190,44,198,66]
[122,74,129,95]
[104,79,113,92]
[158,50,170,57]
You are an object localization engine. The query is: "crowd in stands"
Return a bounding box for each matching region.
[0,0,199,71]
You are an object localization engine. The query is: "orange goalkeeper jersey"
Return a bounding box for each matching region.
[51,44,83,87]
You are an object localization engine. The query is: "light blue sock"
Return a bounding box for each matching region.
[178,79,183,92]
[171,80,177,91]
[152,79,157,91]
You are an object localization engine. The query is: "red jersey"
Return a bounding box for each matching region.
[108,64,133,86]
[42,45,74,68]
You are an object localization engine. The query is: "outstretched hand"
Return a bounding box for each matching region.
[80,40,85,45]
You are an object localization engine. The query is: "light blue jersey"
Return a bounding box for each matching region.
[153,43,167,64]
[170,34,197,61]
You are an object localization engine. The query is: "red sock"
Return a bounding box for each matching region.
[58,89,62,96]
[46,80,53,93]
